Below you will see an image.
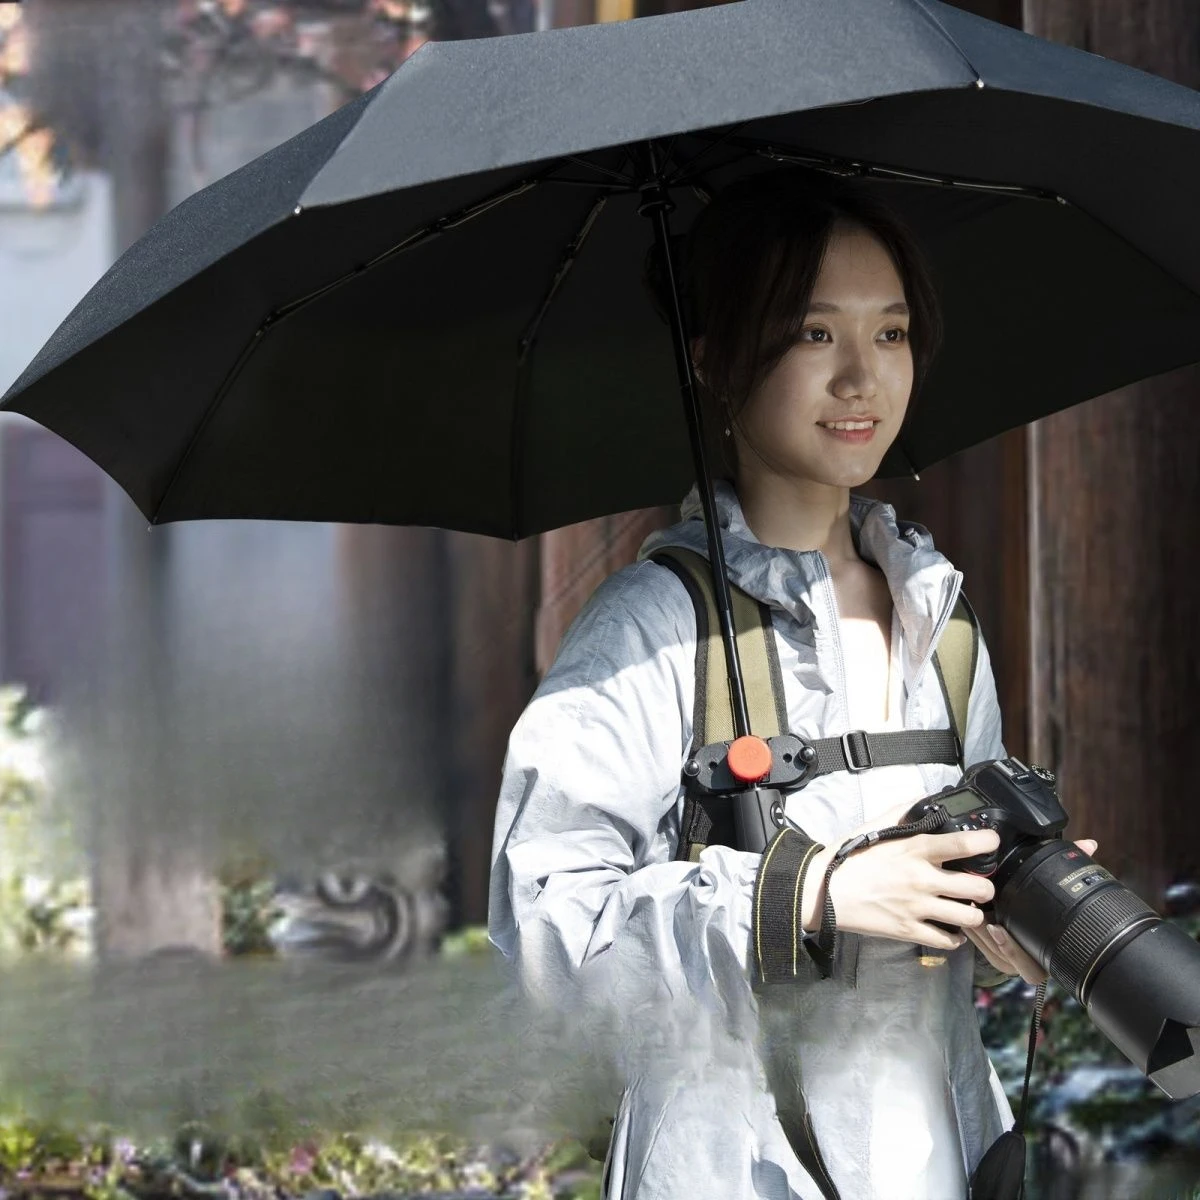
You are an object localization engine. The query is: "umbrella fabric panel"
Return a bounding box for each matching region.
[516,189,700,538]
[154,175,614,534]
[881,187,1200,475]
[1,164,536,525]
[749,87,1200,299]
[299,0,983,211]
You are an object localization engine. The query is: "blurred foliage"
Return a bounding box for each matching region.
[0,1110,604,1199]
[438,923,494,959]
[0,686,95,960]
[218,857,287,957]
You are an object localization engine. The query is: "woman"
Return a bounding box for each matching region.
[487,167,1097,1200]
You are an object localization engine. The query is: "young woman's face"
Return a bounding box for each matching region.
[733,220,914,490]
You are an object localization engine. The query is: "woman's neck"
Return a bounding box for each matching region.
[734,472,859,563]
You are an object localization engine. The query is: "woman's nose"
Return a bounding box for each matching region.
[832,345,879,399]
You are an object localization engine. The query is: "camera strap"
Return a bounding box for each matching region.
[968,980,1047,1200]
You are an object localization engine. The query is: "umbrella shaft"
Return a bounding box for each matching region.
[640,157,751,740]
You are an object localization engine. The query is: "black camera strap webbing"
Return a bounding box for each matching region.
[805,727,961,775]
[968,980,1047,1200]
[762,1047,844,1200]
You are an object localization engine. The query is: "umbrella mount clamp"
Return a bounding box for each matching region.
[683,733,814,796]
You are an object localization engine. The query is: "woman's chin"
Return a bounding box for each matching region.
[793,457,885,491]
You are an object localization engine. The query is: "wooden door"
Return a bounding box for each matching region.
[1022,0,1200,903]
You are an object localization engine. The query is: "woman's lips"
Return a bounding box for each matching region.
[819,423,877,444]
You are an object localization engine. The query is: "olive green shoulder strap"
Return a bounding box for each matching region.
[650,546,786,745]
[930,591,980,763]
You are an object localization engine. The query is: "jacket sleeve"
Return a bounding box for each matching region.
[959,626,1017,988]
[488,561,765,1047]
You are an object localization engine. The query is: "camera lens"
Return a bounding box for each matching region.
[993,840,1200,1099]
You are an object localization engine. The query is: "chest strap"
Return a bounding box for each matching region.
[809,726,961,776]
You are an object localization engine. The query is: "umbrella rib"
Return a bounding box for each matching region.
[509,192,609,537]
[740,139,1064,203]
[150,169,556,524]
[542,178,636,191]
[665,122,754,186]
[747,146,1198,301]
[562,155,635,184]
[907,0,982,82]
[517,195,608,367]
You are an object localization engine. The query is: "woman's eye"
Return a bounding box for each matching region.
[881,327,909,344]
[800,327,830,343]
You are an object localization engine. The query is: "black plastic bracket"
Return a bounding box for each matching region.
[682,733,816,796]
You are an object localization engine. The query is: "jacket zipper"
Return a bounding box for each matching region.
[814,552,851,731]
[815,553,962,730]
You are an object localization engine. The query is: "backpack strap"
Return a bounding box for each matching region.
[652,545,786,744]
[931,591,979,761]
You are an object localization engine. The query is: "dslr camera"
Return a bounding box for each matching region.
[901,756,1200,1100]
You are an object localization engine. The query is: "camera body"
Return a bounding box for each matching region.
[901,756,1069,897]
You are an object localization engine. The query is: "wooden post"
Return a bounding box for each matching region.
[23,0,225,961]
[1021,0,1200,902]
[446,532,541,927]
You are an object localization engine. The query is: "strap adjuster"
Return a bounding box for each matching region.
[841,730,872,772]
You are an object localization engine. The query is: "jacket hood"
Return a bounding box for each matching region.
[638,480,963,681]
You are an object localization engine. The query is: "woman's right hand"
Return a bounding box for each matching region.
[799,800,998,951]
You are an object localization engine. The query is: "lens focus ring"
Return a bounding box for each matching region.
[1048,887,1159,1002]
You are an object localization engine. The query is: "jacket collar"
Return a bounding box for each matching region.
[638,480,962,680]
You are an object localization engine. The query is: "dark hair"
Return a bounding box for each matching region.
[645,166,943,479]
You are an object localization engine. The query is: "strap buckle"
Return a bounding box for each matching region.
[841,730,872,773]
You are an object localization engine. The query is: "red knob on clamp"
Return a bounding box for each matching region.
[727,735,773,783]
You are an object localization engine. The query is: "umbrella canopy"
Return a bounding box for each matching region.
[6,0,1200,538]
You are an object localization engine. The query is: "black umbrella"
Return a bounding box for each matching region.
[9,0,1200,773]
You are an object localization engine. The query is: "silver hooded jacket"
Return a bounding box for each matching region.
[489,482,1015,1200]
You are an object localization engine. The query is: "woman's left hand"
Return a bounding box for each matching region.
[962,838,1099,985]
